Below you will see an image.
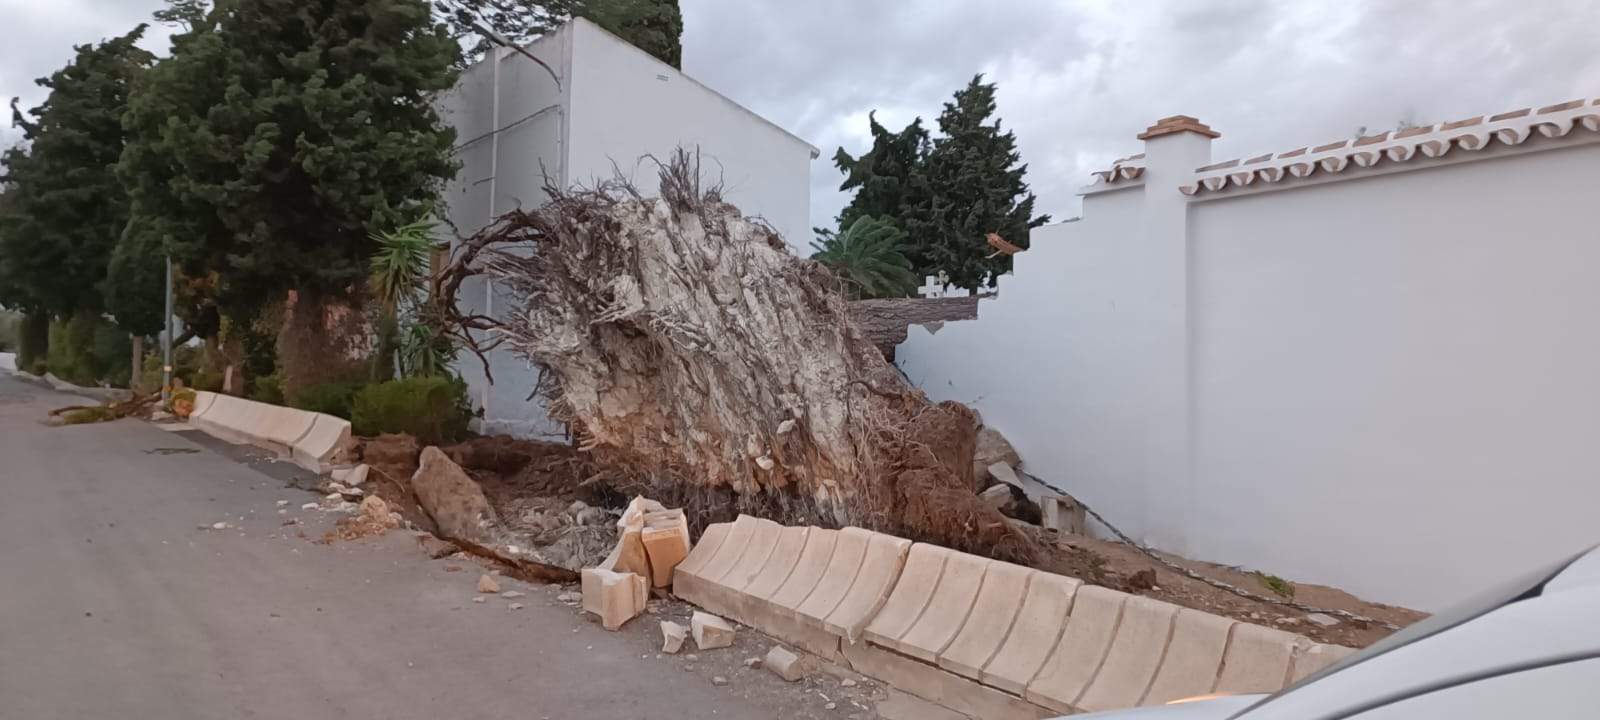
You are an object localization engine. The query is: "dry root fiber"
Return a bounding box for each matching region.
[443,151,1035,564]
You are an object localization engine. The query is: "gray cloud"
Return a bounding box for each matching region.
[7,0,1598,243]
[683,0,1600,236]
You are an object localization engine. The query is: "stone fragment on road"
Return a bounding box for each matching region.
[1306,612,1340,627]
[411,447,501,546]
[414,532,458,559]
[743,657,762,669]
[472,596,486,604]
[691,611,735,650]
[661,621,688,654]
[501,590,525,599]
[509,602,525,610]
[711,675,728,686]
[581,568,646,630]
[764,645,806,682]
[556,591,581,603]
[477,574,501,594]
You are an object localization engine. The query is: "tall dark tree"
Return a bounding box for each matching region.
[908,75,1048,291]
[119,0,461,392]
[435,0,682,67]
[832,112,930,232]
[0,26,154,320]
[830,75,1049,292]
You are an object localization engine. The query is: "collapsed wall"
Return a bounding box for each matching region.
[440,151,1034,563]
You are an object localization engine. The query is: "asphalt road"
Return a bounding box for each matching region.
[0,374,773,719]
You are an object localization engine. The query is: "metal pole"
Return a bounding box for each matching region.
[161,255,173,406]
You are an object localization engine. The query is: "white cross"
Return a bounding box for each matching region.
[917,275,945,299]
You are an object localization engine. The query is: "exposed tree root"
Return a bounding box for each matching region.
[437,150,1037,564]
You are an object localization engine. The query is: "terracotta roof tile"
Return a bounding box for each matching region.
[1539,99,1585,114]
[1136,115,1221,140]
[1489,108,1531,121]
[1169,94,1600,197]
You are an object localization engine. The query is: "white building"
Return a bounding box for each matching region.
[897,100,1600,609]
[437,19,818,437]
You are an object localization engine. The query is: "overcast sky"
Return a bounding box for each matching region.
[6,0,1599,236]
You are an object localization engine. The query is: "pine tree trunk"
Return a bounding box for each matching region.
[131,335,143,390]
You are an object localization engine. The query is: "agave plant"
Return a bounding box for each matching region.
[809,215,918,299]
[369,220,453,379]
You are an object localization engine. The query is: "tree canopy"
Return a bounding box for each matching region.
[830,75,1049,292]
[118,0,462,318]
[0,26,154,318]
[436,0,683,67]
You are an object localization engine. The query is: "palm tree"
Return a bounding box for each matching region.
[809,216,918,300]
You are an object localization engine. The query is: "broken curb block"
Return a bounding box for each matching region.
[692,611,736,650]
[1214,622,1298,694]
[661,621,688,654]
[765,645,806,682]
[582,568,648,631]
[641,509,691,588]
[478,574,501,594]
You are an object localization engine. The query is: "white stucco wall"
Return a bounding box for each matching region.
[564,20,816,249]
[898,120,1600,609]
[438,29,572,439]
[440,20,815,438]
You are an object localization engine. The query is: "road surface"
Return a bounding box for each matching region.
[0,374,776,719]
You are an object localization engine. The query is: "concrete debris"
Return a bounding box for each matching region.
[1306,613,1340,627]
[574,506,609,527]
[501,590,525,599]
[332,463,369,487]
[477,574,501,594]
[764,645,806,682]
[691,611,735,650]
[472,596,486,604]
[276,500,290,507]
[1040,494,1087,535]
[743,657,762,669]
[973,426,1022,486]
[840,679,857,687]
[301,502,319,511]
[661,621,688,654]
[581,567,648,631]
[556,592,582,603]
[211,522,230,530]
[639,509,691,588]
[711,676,728,686]
[979,484,1013,510]
[508,603,525,610]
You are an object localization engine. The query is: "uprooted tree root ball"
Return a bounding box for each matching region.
[436,150,1037,564]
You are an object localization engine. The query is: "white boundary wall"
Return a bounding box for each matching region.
[898,103,1600,609]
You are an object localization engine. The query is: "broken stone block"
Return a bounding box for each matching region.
[411,447,500,546]
[691,611,736,650]
[973,426,1021,487]
[477,574,501,594]
[764,645,806,682]
[641,509,691,588]
[661,621,688,654]
[980,483,1013,510]
[332,463,369,487]
[613,526,652,579]
[582,568,647,631]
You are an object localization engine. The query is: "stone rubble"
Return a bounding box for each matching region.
[661,621,688,654]
[691,611,735,650]
[477,574,501,594]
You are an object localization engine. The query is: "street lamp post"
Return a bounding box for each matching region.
[161,255,173,406]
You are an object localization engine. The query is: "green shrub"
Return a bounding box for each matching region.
[289,381,364,419]
[17,313,49,370]
[250,370,285,405]
[47,314,103,386]
[351,376,472,444]
[0,310,19,352]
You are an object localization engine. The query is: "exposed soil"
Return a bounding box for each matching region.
[1035,528,1427,648]
[356,433,1424,650]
